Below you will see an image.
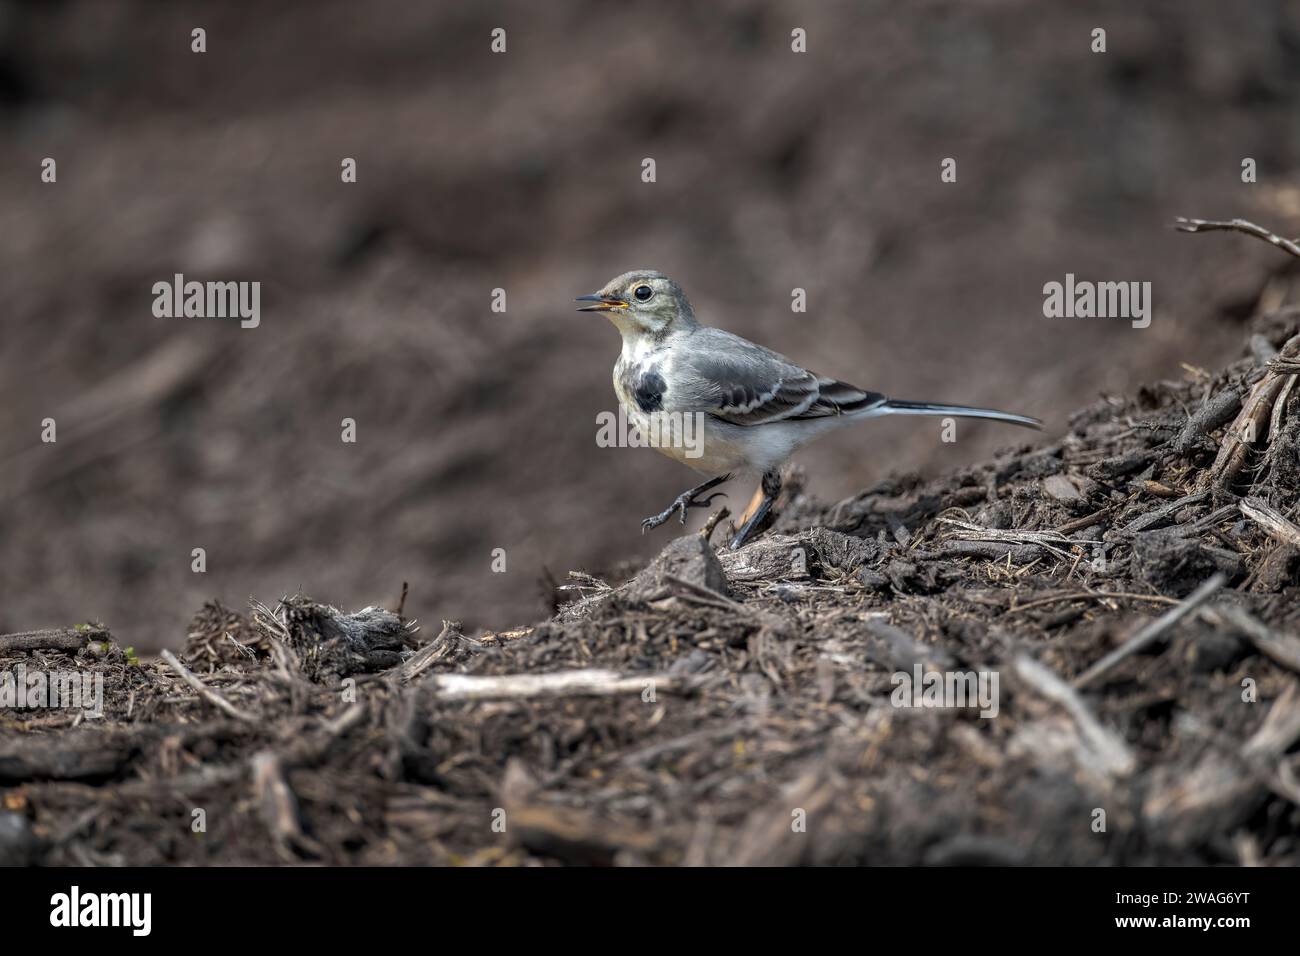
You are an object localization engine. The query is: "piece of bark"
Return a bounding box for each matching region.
[1174,388,1241,457]
[1042,474,1086,504]
[1117,491,1208,535]
[0,627,106,655]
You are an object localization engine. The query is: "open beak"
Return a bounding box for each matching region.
[575,293,628,313]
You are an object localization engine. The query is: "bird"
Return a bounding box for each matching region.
[577,270,1041,550]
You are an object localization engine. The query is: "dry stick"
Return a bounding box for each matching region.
[394,621,455,683]
[1142,480,1181,498]
[1245,682,1300,760]
[1268,373,1297,443]
[251,751,322,860]
[1057,508,1113,534]
[248,599,309,707]
[1176,217,1300,487]
[1206,604,1300,675]
[922,541,1045,562]
[1002,590,1178,618]
[159,649,256,723]
[1207,371,1290,487]
[0,627,105,654]
[249,599,296,675]
[1239,497,1300,550]
[1073,573,1227,690]
[1014,656,1136,778]
[936,516,1074,560]
[424,668,685,702]
[700,506,731,544]
[1173,504,1241,539]
[1119,490,1207,534]
[320,702,368,738]
[1173,217,1300,260]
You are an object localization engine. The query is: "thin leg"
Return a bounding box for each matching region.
[728,470,782,550]
[641,474,732,533]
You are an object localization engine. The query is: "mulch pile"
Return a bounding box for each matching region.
[5,290,1300,864]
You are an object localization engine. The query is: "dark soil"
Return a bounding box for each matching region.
[4,0,1300,647]
[5,303,1300,866]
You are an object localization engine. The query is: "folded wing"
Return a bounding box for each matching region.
[671,329,886,427]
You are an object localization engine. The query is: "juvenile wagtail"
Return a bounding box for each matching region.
[578,270,1041,550]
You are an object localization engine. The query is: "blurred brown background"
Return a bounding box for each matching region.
[2,0,1299,648]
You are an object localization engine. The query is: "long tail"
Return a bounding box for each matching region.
[877,399,1042,430]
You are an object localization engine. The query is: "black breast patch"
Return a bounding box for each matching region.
[634,369,666,413]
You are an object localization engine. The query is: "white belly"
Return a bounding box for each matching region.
[618,396,814,478]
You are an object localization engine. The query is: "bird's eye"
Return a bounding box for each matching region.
[634,285,653,302]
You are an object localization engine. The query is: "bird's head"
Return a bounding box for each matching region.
[576,270,697,340]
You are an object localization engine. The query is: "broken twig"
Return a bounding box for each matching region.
[1239,497,1300,550]
[0,627,105,655]
[1074,573,1227,689]
[1015,656,1136,778]
[424,668,686,702]
[1174,217,1300,260]
[159,649,256,723]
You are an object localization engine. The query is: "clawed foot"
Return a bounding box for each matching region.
[641,475,732,534]
[640,489,727,532]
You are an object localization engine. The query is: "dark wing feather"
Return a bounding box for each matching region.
[670,329,886,426]
[793,376,888,419]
